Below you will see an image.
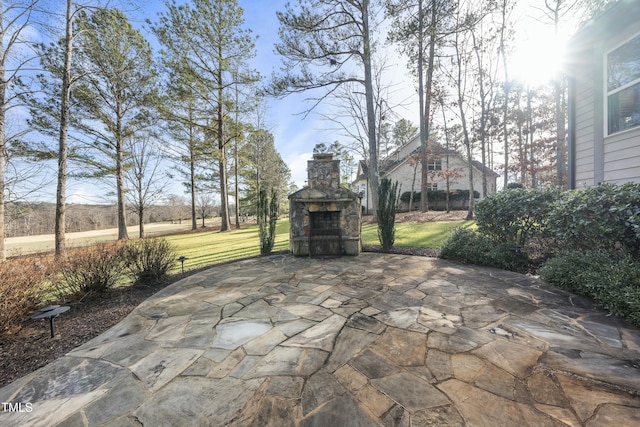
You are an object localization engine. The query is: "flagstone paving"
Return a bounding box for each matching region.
[1,253,639,426]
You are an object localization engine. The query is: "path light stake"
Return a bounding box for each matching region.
[31,305,70,338]
[178,256,188,273]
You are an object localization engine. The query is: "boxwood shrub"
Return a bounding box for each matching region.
[539,249,640,326]
[474,187,559,247]
[440,227,531,273]
[545,183,640,256]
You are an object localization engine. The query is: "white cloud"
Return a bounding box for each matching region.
[283,152,312,189]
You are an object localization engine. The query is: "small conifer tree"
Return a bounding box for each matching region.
[258,188,279,254]
[377,178,398,250]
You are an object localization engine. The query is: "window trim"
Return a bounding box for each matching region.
[605,31,640,136]
[427,159,442,171]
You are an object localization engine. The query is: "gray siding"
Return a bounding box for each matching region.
[574,62,596,186]
[604,129,640,183]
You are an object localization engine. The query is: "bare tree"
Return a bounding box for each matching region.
[0,0,40,260]
[125,136,168,238]
[273,0,381,214]
[196,192,214,228]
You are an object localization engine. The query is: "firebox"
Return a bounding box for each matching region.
[288,153,362,257]
[309,211,341,256]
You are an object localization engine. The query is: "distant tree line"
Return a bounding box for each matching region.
[4,200,197,238]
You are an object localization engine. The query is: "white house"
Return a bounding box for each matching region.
[567,0,640,188]
[353,135,498,212]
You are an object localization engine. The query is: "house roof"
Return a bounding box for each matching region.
[353,136,499,182]
[569,0,640,53]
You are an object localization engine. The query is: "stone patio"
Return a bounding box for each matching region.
[1,253,639,426]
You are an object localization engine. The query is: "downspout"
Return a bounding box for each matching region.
[567,75,576,190]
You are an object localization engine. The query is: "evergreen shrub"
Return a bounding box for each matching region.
[474,187,559,247]
[440,227,531,273]
[258,188,278,255]
[539,249,640,326]
[545,183,640,256]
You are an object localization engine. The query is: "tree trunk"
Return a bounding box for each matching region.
[116,107,128,239]
[55,0,73,256]
[0,0,6,261]
[234,75,240,229]
[420,0,437,212]
[116,141,128,240]
[138,204,144,238]
[362,0,379,217]
[217,53,231,232]
[555,78,565,188]
[189,107,197,230]
[500,0,510,189]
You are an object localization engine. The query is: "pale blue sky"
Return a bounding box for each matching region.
[23,0,571,204]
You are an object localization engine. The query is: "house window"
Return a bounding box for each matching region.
[607,33,640,135]
[427,159,442,171]
[427,183,438,191]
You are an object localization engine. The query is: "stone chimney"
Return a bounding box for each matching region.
[288,153,362,257]
[307,153,340,192]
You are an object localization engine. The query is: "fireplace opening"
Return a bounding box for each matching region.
[309,211,341,257]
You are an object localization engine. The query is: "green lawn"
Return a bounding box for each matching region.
[361,220,474,248]
[164,218,473,273]
[165,220,290,272]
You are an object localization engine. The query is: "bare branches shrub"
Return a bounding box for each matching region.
[123,238,176,285]
[58,243,127,296]
[0,256,55,334]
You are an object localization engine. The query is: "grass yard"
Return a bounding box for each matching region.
[164,218,473,272]
[165,220,290,272]
[361,220,474,248]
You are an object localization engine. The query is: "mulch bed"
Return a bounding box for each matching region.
[0,266,216,389]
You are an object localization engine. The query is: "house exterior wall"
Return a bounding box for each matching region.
[354,156,496,212]
[570,0,640,187]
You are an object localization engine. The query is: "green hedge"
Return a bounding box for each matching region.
[539,250,640,326]
[440,227,531,273]
[441,183,640,326]
[546,183,640,256]
[400,189,480,203]
[475,187,559,247]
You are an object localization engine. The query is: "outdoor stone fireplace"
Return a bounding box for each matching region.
[289,153,362,257]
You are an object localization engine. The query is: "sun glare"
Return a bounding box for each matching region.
[510,28,567,86]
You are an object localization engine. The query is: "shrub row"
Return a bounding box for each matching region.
[57,239,177,297]
[0,255,56,334]
[440,183,640,326]
[439,227,532,273]
[400,189,480,204]
[539,250,640,326]
[0,238,176,334]
[474,183,640,255]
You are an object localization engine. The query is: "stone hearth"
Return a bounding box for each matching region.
[288,153,362,256]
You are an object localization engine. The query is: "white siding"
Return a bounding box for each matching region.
[356,155,496,211]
